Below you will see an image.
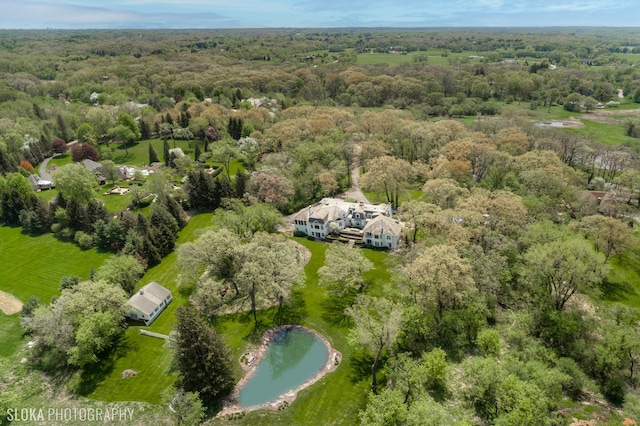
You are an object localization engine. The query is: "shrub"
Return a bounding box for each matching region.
[74,231,94,249]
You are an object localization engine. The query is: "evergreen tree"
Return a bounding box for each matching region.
[149,143,160,164]
[194,141,201,162]
[163,137,170,167]
[173,307,234,402]
[234,169,248,198]
[66,199,90,233]
[150,204,179,256]
[139,119,150,140]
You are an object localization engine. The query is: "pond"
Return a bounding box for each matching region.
[238,328,329,408]
[534,121,565,128]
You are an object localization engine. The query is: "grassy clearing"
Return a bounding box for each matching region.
[565,120,637,146]
[86,213,213,404]
[601,240,640,309]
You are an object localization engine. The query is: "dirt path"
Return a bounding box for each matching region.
[341,145,371,204]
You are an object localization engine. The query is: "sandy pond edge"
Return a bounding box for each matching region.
[217,324,342,418]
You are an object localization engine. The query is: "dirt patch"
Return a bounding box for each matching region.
[582,108,640,125]
[0,290,23,315]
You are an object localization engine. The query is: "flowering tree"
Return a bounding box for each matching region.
[246,167,294,210]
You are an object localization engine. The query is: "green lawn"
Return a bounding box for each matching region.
[565,119,638,146]
[0,314,23,357]
[0,226,111,304]
[86,213,214,404]
[0,226,112,360]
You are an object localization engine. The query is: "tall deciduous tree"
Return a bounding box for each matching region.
[521,238,607,311]
[22,280,127,369]
[161,387,205,426]
[108,113,140,156]
[94,255,145,294]
[361,156,415,209]
[172,307,234,401]
[345,295,403,390]
[53,164,98,204]
[318,243,374,296]
[403,244,476,316]
[570,215,636,263]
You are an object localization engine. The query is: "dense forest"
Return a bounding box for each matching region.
[1,28,640,426]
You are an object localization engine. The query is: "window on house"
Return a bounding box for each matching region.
[387,236,391,240]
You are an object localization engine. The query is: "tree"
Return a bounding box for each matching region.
[421,178,468,210]
[246,168,294,211]
[108,113,140,157]
[570,215,636,263]
[361,156,415,209]
[208,138,239,180]
[22,280,127,369]
[53,164,98,204]
[358,388,407,426]
[148,143,159,164]
[345,295,403,390]
[94,255,145,294]
[161,387,206,426]
[235,233,304,322]
[172,307,234,401]
[51,138,68,155]
[76,123,96,144]
[318,243,374,297]
[521,238,607,311]
[71,143,100,162]
[403,244,476,316]
[100,160,118,185]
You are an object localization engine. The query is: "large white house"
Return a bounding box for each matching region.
[292,198,401,249]
[125,282,173,325]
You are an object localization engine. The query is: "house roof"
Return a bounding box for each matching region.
[80,159,102,172]
[128,282,171,316]
[309,205,345,223]
[363,215,402,237]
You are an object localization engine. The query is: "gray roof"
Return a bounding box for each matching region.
[363,215,402,237]
[128,282,171,316]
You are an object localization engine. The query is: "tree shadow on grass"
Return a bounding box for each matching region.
[273,289,307,326]
[349,348,376,385]
[244,317,271,345]
[600,278,637,302]
[321,293,356,327]
[75,334,136,396]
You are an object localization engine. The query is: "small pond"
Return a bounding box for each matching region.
[535,121,565,128]
[238,328,329,407]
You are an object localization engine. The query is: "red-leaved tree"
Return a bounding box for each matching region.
[71,143,100,162]
[52,138,68,155]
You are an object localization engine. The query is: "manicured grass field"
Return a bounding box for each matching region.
[0,225,112,359]
[0,226,111,304]
[86,213,214,404]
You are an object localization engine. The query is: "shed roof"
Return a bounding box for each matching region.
[128,282,171,316]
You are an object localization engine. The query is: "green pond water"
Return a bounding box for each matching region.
[238,329,329,407]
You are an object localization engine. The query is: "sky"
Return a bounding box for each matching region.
[1,0,639,29]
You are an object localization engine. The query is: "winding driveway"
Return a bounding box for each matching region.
[38,156,54,181]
